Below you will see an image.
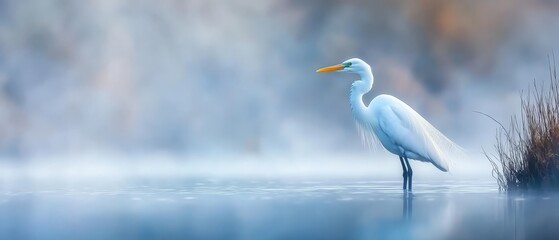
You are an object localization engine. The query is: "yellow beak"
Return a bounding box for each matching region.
[316,64,344,73]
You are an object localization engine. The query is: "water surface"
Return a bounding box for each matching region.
[0,179,557,239]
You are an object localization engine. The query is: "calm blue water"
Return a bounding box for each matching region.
[0,178,557,240]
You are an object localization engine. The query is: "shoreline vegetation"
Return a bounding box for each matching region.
[486,58,559,192]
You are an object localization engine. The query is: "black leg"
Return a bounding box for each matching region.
[399,156,408,190]
[404,157,413,191]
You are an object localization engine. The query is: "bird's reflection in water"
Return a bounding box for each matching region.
[360,193,416,239]
[403,192,413,220]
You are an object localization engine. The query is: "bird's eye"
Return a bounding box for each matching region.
[343,62,352,68]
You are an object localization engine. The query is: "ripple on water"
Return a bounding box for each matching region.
[0,180,502,202]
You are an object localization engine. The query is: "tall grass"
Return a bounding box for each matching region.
[486,60,559,192]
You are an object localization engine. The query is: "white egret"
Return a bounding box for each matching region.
[316,58,462,191]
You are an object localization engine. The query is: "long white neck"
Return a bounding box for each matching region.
[349,67,374,124]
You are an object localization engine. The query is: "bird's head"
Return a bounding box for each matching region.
[316,58,371,74]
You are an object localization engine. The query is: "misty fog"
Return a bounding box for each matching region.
[0,0,558,178]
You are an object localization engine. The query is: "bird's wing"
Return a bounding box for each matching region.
[375,97,462,172]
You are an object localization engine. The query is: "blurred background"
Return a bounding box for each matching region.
[0,0,559,179]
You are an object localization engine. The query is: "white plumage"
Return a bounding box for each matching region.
[368,94,460,171]
[317,58,462,190]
